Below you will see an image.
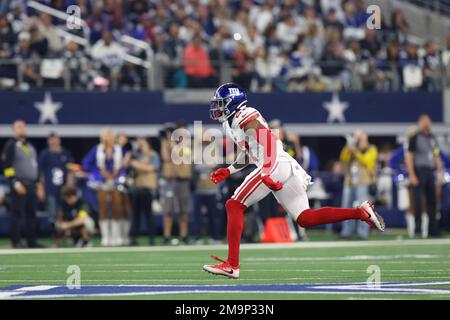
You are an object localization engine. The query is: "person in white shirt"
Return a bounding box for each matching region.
[91,31,126,72]
[276,14,302,51]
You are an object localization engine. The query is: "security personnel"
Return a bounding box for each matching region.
[1,120,39,248]
[406,114,442,237]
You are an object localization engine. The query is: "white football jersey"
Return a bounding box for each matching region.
[223,106,288,168]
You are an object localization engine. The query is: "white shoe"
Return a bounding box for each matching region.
[120,219,130,246]
[99,220,111,246]
[359,200,385,232]
[203,256,240,279]
[111,220,122,246]
[101,237,110,247]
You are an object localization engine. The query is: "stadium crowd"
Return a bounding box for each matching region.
[1,114,450,248]
[0,0,448,91]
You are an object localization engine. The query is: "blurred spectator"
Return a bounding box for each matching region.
[422,41,441,92]
[28,22,48,57]
[298,6,323,36]
[160,122,192,245]
[292,136,320,175]
[159,124,176,244]
[405,115,442,237]
[343,39,371,90]
[38,132,75,224]
[37,13,63,56]
[172,122,193,244]
[254,46,287,92]
[0,14,15,58]
[192,131,221,244]
[91,31,126,80]
[129,137,160,246]
[6,0,28,34]
[360,28,382,58]
[163,22,186,88]
[342,0,366,40]
[55,185,95,247]
[389,9,410,44]
[232,41,253,90]
[305,23,324,60]
[0,14,16,87]
[0,0,443,92]
[82,128,126,246]
[14,31,40,89]
[323,8,344,34]
[276,14,302,51]
[264,23,283,59]
[0,182,5,205]
[377,41,402,91]
[320,0,345,22]
[243,25,263,57]
[320,28,349,90]
[340,129,378,239]
[63,40,92,90]
[401,43,422,91]
[288,35,318,91]
[388,126,444,238]
[1,120,39,248]
[183,33,216,88]
[250,0,275,33]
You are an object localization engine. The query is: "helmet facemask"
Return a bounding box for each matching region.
[209,97,232,123]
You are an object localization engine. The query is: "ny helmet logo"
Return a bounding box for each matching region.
[228,88,240,96]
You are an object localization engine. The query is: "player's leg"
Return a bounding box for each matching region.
[226,166,274,266]
[203,167,271,278]
[273,172,384,230]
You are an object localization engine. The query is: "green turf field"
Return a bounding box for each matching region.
[0,238,450,300]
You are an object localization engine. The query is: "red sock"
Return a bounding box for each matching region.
[297,207,363,228]
[225,199,246,268]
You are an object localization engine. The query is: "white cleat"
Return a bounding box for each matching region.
[203,256,240,279]
[359,200,385,232]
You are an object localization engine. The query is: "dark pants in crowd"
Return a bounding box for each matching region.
[131,188,155,245]
[10,181,38,248]
[193,194,220,240]
[413,167,438,236]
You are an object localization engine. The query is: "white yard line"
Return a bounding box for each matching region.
[0,239,450,255]
[2,276,450,283]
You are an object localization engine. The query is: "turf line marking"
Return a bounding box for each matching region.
[1,239,450,255]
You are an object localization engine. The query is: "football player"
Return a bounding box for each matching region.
[203,83,385,279]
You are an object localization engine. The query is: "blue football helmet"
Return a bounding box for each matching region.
[210,83,247,122]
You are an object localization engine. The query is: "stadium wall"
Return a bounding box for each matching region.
[0,91,444,137]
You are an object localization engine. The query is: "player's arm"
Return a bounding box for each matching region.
[229,150,249,171]
[243,119,282,191]
[210,150,249,184]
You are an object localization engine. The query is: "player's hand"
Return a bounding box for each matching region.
[210,168,230,184]
[261,175,283,191]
